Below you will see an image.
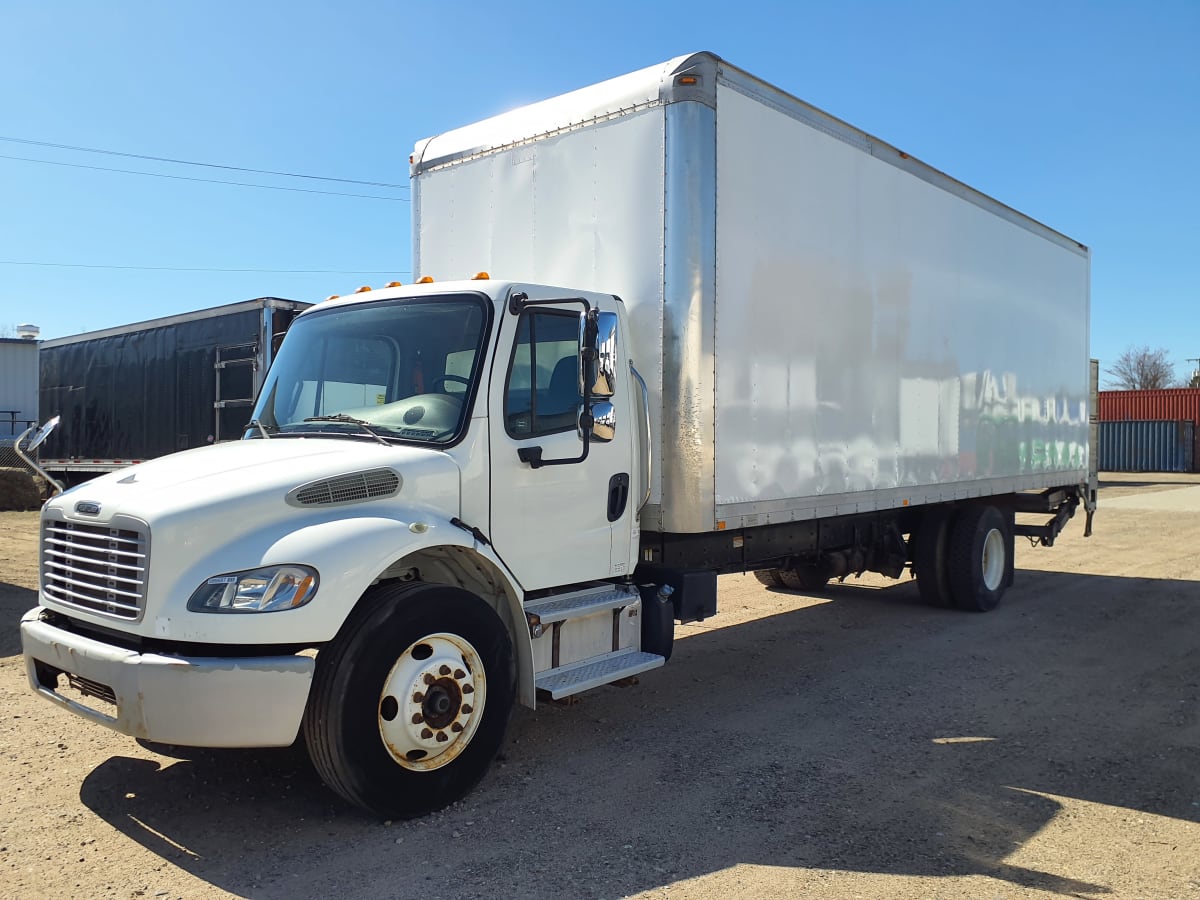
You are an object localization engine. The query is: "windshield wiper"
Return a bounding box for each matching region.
[303,414,390,446]
[246,419,275,439]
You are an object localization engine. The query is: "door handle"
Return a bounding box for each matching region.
[608,473,630,522]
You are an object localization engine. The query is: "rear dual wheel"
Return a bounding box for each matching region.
[755,562,832,593]
[948,504,1010,612]
[913,506,955,608]
[303,582,514,818]
[914,504,1011,612]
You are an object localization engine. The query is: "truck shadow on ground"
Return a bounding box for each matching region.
[76,567,1200,898]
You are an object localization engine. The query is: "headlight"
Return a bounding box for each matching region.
[187,565,319,613]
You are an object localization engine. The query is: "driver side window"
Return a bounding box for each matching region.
[505,311,581,437]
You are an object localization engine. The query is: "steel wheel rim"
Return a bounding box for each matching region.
[981,527,1005,591]
[378,632,487,771]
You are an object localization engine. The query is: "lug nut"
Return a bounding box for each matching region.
[436,732,449,743]
[411,713,424,724]
[461,704,473,715]
[454,669,466,679]
[420,728,433,739]
[439,665,451,676]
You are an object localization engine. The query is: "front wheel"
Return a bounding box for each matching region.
[303,582,514,817]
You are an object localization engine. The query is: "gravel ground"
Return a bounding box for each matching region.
[1,474,1198,899]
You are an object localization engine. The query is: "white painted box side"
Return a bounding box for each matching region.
[712,81,1090,520]
[413,109,669,506]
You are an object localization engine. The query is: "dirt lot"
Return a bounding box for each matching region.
[2,475,1198,899]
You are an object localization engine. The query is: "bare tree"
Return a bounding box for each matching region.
[1105,345,1176,390]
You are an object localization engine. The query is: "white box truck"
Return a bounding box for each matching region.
[20,52,1094,818]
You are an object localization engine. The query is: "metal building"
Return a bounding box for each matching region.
[0,331,40,441]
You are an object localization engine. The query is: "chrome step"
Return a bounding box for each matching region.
[535,649,665,700]
[523,584,639,625]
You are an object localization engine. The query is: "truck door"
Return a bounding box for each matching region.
[487,295,635,592]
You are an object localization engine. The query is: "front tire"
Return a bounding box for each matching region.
[303,582,514,818]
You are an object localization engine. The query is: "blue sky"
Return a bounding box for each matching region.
[2,1,1197,384]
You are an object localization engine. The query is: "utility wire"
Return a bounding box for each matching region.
[0,135,408,189]
[0,153,407,201]
[0,260,411,275]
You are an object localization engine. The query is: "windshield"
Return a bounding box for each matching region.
[248,294,489,445]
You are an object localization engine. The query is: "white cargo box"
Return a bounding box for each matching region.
[412,52,1091,534]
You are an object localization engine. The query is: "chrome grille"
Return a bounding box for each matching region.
[42,518,148,620]
[290,469,400,507]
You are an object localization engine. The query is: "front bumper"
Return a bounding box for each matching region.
[20,607,314,748]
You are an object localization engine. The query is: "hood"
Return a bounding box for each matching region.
[47,437,462,527]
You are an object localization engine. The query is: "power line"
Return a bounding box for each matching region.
[0,260,410,275]
[0,135,408,189]
[0,153,407,201]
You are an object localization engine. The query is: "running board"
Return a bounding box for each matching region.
[535,650,665,700]
[523,585,639,627]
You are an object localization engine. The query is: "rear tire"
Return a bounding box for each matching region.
[913,506,956,608]
[303,582,514,818]
[948,505,1009,612]
[777,561,832,593]
[753,569,785,588]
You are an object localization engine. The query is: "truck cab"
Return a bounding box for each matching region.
[22,278,663,818]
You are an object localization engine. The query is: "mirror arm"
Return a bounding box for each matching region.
[14,422,66,495]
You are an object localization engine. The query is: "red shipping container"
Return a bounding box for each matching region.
[1098,389,1200,425]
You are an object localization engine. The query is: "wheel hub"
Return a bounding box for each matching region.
[981,527,1005,591]
[378,633,486,771]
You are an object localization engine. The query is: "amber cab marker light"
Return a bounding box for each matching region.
[354,285,372,293]
[677,75,698,85]
[385,281,404,288]
[417,276,435,284]
[324,295,340,302]
[472,271,490,280]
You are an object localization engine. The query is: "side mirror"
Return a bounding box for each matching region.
[15,417,66,495]
[25,415,60,451]
[588,401,616,443]
[579,311,618,399]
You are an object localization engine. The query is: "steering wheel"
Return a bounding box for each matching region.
[429,374,470,393]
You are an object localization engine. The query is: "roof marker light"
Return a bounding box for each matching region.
[355,285,372,293]
[417,276,435,284]
[324,295,340,301]
[471,271,490,280]
[385,281,404,288]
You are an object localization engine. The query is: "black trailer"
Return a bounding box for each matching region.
[38,298,309,479]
